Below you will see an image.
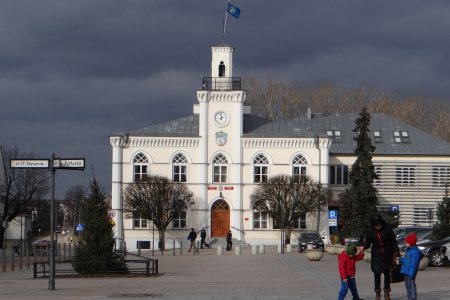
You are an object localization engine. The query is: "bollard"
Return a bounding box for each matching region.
[217,245,223,255]
[286,244,292,253]
[259,245,265,254]
[252,245,258,255]
[235,245,241,255]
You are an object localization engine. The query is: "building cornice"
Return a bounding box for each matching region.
[196,90,246,103]
[126,137,199,148]
[242,138,331,148]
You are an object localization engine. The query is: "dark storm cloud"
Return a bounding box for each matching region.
[1,0,449,197]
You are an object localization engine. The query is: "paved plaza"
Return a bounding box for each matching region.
[0,247,449,300]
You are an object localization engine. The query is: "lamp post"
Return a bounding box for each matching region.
[152,211,155,257]
[49,153,56,290]
[281,207,285,254]
[314,135,322,232]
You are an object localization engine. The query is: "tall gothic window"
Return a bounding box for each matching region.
[133,153,149,181]
[172,153,188,183]
[292,154,308,179]
[213,154,228,183]
[254,154,269,183]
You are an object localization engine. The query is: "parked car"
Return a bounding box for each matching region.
[394,226,432,242]
[398,229,433,251]
[32,239,50,248]
[417,236,450,267]
[298,232,324,253]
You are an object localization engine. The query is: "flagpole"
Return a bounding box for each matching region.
[222,0,229,44]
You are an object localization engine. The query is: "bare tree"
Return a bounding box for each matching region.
[244,77,450,144]
[0,146,50,248]
[123,175,194,250]
[250,175,328,244]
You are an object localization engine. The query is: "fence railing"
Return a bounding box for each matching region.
[33,258,158,278]
[2,242,158,277]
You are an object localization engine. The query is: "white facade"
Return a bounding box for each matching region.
[110,45,450,251]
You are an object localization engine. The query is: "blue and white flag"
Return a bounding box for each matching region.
[227,3,241,19]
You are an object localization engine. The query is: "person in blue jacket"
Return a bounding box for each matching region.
[400,232,423,300]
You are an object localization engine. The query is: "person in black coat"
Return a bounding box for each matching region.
[363,215,399,300]
[200,228,211,249]
[226,230,233,251]
[187,228,197,252]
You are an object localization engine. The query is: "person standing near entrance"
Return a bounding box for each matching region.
[226,230,232,251]
[200,228,211,249]
[187,228,197,252]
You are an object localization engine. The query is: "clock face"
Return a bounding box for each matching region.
[214,111,229,126]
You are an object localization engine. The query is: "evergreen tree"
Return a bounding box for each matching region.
[431,193,450,240]
[71,178,127,274]
[338,106,379,242]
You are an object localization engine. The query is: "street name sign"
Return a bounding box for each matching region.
[53,158,85,170]
[10,159,50,169]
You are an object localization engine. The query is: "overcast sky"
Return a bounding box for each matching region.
[1,1,449,198]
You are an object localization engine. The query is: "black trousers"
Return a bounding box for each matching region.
[374,271,390,291]
[226,240,232,250]
[201,238,210,248]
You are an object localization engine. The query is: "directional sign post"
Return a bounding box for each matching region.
[10,159,50,169]
[10,154,85,291]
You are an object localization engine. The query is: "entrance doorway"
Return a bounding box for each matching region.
[211,199,230,237]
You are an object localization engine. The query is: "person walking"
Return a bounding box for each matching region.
[200,228,211,249]
[363,215,399,300]
[337,244,365,300]
[400,233,423,300]
[187,228,197,252]
[226,230,232,251]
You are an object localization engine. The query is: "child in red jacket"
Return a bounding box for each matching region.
[338,244,365,300]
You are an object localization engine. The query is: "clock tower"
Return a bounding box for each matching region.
[196,44,247,238]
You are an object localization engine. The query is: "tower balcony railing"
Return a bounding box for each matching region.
[202,77,241,91]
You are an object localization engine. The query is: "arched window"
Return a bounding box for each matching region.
[213,154,228,183]
[218,61,225,77]
[253,154,269,183]
[133,153,149,181]
[172,153,188,182]
[292,154,308,178]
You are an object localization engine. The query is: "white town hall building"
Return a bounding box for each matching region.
[110,44,450,251]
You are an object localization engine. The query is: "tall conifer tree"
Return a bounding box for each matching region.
[338,106,379,242]
[72,178,127,273]
[431,190,450,240]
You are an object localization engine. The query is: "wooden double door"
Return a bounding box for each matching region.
[210,199,230,237]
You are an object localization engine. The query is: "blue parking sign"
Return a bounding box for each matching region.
[329,210,338,219]
[328,210,338,227]
[390,205,399,212]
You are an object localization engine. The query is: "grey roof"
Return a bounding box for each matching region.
[122,112,450,156]
[127,114,199,137]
